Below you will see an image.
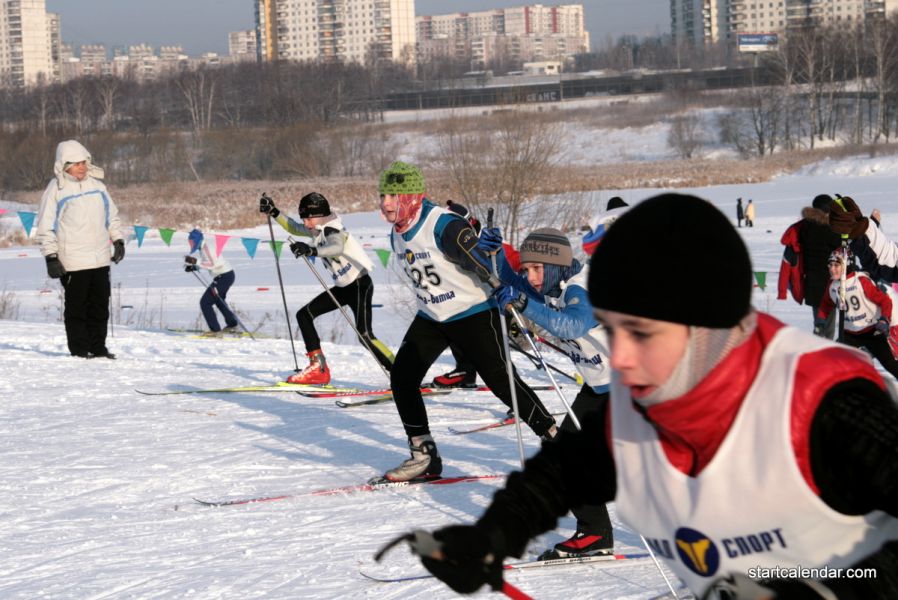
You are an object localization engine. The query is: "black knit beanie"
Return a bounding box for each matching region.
[589,193,752,328]
[606,196,628,210]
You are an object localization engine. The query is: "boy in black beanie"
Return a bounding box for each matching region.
[403,194,898,600]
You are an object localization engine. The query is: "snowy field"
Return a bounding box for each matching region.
[1,154,898,599]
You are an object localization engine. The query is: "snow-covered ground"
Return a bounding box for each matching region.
[1,154,897,599]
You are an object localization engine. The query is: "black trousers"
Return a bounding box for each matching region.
[391,309,556,438]
[296,273,392,370]
[61,266,111,357]
[557,384,613,539]
[843,329,898,380]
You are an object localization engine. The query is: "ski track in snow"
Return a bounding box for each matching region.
[1,155,897,598]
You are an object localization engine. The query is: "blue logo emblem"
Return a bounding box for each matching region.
[405,249,415,264]
[674,527,720,577]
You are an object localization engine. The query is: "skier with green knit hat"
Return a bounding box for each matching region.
[375,160,556,483]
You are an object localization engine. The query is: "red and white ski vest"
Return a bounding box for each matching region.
[825,272,891,332]
[611,325,898,596]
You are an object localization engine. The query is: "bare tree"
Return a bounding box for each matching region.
[174,68,217,135]
[667,113,704,159]
[93,76,121,131]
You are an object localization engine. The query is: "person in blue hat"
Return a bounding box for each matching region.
[184,228,239,337]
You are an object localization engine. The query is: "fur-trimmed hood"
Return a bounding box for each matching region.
[54,140,105,189]
[801,206,829,225]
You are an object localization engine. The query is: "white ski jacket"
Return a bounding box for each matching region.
[36,141,124,272]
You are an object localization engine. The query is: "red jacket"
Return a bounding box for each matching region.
[777,220,805,304]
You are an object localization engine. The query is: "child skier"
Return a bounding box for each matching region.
[376,161,556,482]
[405,194,898,599]
[260,192,393,384]
[184,228,239,337]
[486,226,616,560]
[818,247,898,378]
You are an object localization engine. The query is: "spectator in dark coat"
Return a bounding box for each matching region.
[800,194,843,339]
[736,197,744,228]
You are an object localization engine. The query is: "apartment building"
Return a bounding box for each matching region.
[229,29,257,61]
[416,4,590,66]
[672,0,898,46]
[255,0,416,64]
[0,0,58,87]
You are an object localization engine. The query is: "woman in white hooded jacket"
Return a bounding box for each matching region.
[36,140,125,359]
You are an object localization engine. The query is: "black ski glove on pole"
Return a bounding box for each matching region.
[45,254,66,279]
[260,194,280,218]
[290,241,317,258]
[419,526,504,594]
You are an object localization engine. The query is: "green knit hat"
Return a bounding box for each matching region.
[378,161,425,195]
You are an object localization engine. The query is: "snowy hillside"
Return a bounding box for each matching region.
[1,155,897,599]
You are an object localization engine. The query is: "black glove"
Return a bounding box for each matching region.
[112,240,125,264]
[260,194,280,218]
[45,254,66,279]
[184,264,199,272]
[290,241,317,258]
[419,526,504,594]
[829,195,868,240]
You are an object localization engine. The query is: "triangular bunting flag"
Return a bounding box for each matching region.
[17,211,35,237]
[134,225,149,247]
[269,240,284,259]
[754,271,767,290]
[158,228,175,246]
[214,234,231,257]
[375,248,391,268]
[242,238,260,259]
[0,208,7,215]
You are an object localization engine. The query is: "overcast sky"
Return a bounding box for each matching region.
[46,0,669,57]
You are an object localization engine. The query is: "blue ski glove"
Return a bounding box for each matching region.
[478,227,503,254]
[876,318,890,336]
[419,526,504,594]
[494,285,528,313]
[290,241,317,258]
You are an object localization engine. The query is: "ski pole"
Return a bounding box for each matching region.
[509,339,582,384]
[505,306,581,431]
[263,195,301,372]
[833,195,849,343]
[487,208,527,468]
[189,269,255,340]
[641,535,681,599]
[291,242,391,383]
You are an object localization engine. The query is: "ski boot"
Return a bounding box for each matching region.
[432,369,477,389]
[382,435,442,482]
[537,530,613,561]
[287,350,330,385]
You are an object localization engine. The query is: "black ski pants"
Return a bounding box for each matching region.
[296,273,392,370]
[843,330,898,380]
[61,266,111,357]
[555,384,613,540]
[391,308,556,439]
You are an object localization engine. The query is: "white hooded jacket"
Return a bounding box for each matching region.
[36,140,123,271]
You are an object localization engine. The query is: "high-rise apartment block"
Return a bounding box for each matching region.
[255,0,416,64]
[416,4,590,67]
[672,0,898,46]
[0,0,58,87]
[229,29,257,61]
